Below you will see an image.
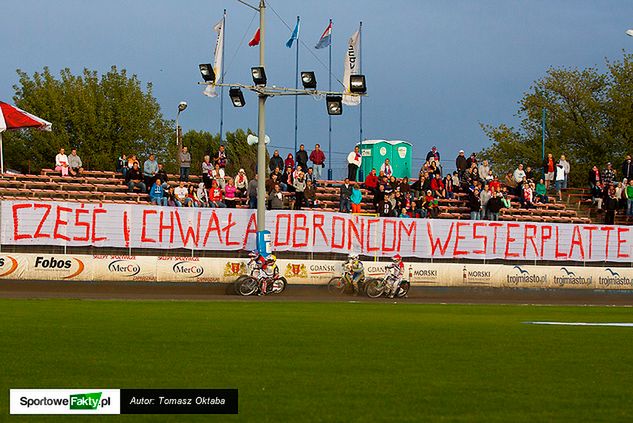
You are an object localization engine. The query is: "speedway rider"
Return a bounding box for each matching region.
[343,254,365,294]
[385,254,405,298]
[248,250,277,295]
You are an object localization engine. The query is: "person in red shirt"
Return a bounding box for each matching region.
[309,144,326,180]
[543,153,555,189]
[208,180,226,208]
[488,173,501,193]
[364,168,378,191]
[430,173,446,198]
[285,153,295,170]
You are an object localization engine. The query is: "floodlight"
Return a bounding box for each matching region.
[326,96,343,115]
[251,66,267,86]
[229,87,246,107]
[349,75,367,94]
[178,101,188,112]
[301,71,317,89]
[199,64,216,83]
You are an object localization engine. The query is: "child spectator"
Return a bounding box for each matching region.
[224,178,237,208]
[117,153,127,177]
[424,190,439,218]
[351,183,362,213]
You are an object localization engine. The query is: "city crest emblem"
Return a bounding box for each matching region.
[285,263,307,278]
[224,262,246,276]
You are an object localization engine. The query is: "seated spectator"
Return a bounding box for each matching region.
[209,180,226,208]
[282,166,295,192]
[523,182,535,208]
[525,165,534,182]
[293,164,304,181]
[197,182,210,207]
[285,153,295,170]
[234,169,248,197]
[143,154,158,188]
[266,174,279,194]
[174,181,191,207]
[117,153,127,177]
[430,173,445,198]
[202,155,214,188]
[126,162,146,193]
[293,171,306,210]
[381,158,393,177]
[423,190,439,218]
[428,160,441,177]
[68,148,83,177]
[411,200,426,218]
[305,167,317,186]
[487,192,504,221]
[305,179,318,208]
[489,173,501,193]
[364,169,379,194]
[212,163,226,189]
[501,190,512,209]
[411,171,425,197]
[535,178,548,203]
[55,148,69,176]
[505,170,517,191]
[269,184,285,210]
[399,176,411,195]
[480,184,492,219]
[127,154,139,170]
[149,179,167,206]
[378,194,394,217]
[166,186,178,207]
[388,175,398,190]
[478,160,491,181]
[339,178,352,213]
[224,178,237,208]
[269,150,284,174]
[351,183,362,213]
[399,207,410,218]
[271,166,283,181]
[468,188,481,220]
[373,184,385,208]
[155,163,169,189]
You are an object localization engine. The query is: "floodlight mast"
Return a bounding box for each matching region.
[199,0,366,250]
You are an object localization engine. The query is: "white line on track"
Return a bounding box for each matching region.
[524,322,633,327]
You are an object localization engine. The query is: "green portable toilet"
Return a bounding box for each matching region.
[358,139,412,179]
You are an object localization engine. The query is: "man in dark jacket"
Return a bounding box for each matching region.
[622,155,633,181]
[296,144,309,173]
[604,189,618,225]
[126,162,146,193]
[487,192,505,221]
[269,150,284,174]
[455,150,468,177]
[339,178,353,213]
[426,146,440,162]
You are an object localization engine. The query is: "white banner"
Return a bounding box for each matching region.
[2,200,633,262]
[342,29,361,106]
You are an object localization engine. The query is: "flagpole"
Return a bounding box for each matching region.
[358,21,364,181]
[293,16,300,160]
[219,9,226,144]
[327,18,332,180]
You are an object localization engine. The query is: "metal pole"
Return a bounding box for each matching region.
[293,16,299,159]
[219,9,226,143]
[358,21,364,181]
[327,18,333,180]
[175,111,180,147]
[541,108,546,163]
[256,0,267,232]
[0,132,4,174]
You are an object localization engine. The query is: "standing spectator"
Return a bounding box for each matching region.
[211,163,225,189]
[309,144,326,180]
[604,188,618,225]
[339,178,353,212]
[455,150,468,176]
[126,162,146,193]
[380,158,393,178]
[513,164,526,195]
[149,179,167,206]
[282,166,294,192]
[489,173,501,193]
[347,146,362,182]
[554,162,565,201]
[350,183,362,213]
[175,181,191,207]
[426,146,440,162]
[293,171,306,210]
[466,153,478,169]
[622,154,633,182]
[224,178,237,208]
[202,155,214,188]
[143,154,158,188]
[602,162,616,186]
[55,148,69,176]
[525,166,534,182]
[197,182,210,207]
[373,184,385,209]
[68,148,83,177]
[296,144,309,172]
[559,154,571,188]
[214,145,227,169]
[523,182,535,208]
[247,174,258,209]
[626,179,633,216]
[284,153,295,170]
[117,153,127,177]
[443,174,454,199]
[305,179,318,208]
[378,194,394,217]
[155,163,169,189]
[234,169,248,197]
[478,160,492,181]
[588,165,601,190]
[269,184,284,210]
[543,153,555,189]
[269,150,284,174]
[179,146,191,181]
[480,184,492,219]
[487,192,504,221]
[468,188,481,220]
[209,180,226,208]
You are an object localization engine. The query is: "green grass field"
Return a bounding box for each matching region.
[1,299,632,422]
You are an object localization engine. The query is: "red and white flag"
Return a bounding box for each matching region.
[248,28,260,46]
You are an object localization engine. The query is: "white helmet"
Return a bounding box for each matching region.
[348,253,359,261]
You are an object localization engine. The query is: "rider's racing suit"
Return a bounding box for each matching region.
[344,259,365,293]
[386,261,404,297]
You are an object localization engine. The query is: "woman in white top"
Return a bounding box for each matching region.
[55,148,69,176]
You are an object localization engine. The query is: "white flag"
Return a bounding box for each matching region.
[342,29,361,106]
[203,18,224,98]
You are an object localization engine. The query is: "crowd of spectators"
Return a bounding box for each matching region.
[588,156,633,224]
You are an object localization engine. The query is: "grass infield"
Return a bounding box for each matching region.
[1,299,632,422]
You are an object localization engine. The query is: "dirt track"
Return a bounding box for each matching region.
[0,280,632,306]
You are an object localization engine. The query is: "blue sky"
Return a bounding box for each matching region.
[2,0,632,172]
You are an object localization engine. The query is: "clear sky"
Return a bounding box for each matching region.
[2,0,632,173]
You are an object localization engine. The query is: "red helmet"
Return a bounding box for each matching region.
[392,254,402,262]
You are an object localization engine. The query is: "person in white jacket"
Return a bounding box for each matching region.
[55,148,69,176]
[347,146,362,182]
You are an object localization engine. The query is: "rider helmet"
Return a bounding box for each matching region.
[349,253,359,261]
[392,254,402,263]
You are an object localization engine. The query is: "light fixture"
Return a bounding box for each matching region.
[251,66,267,86]
[326,96,343,115]
[301,71,317,89]
[229,87,246,107]
[349,75,367,94]
[627,29,633,37]
[178,101,188,112]
[199,64,216,83]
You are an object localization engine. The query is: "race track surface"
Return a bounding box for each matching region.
[0,280,632,306]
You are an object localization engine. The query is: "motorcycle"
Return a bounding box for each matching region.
[234,258,287,296]
[364,274,410,298]
[327,268,365,295]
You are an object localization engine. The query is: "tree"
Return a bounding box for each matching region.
[480,53,633,187]
[5,66,173,173]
